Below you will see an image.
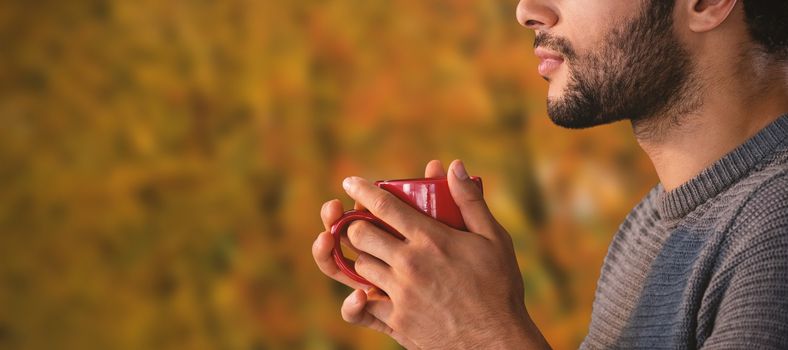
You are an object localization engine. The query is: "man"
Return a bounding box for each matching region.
[313,0,788,348]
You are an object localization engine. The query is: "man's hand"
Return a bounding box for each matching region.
[312,160,550,349]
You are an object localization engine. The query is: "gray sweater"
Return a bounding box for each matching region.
[581,115,788,349]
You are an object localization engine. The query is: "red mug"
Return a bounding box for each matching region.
[331,176,483,286]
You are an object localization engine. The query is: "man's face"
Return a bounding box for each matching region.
[517,0,695,129]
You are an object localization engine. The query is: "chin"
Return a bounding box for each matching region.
[546,97,624,130]
[547,114,621,129]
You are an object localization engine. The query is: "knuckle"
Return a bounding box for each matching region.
[316,259,332,274]
[490,224,514,246]
[419,234,447,257]
[347,222,365,243]
[312,232,330,256]
[380,325,395,337]
[355,253,366,269]
[396,248,416,265]
[312,250,337,275]
[355,255,374,278]
[502,232,515,247]
[395,286,413,303]
[371,192,395,214]
[397,253,423,278]
[393,247,410,264]
[387,313,405,330]
[357,266,376,282]
[467,195,487,205]
[321,264,343,279]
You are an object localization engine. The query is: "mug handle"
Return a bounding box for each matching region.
[330,210,405,286]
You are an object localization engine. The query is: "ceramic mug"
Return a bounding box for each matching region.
[331,176,483,286]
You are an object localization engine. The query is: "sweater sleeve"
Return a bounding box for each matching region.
[701,174,788,349]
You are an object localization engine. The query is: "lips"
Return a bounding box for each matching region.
[534,47,564,76]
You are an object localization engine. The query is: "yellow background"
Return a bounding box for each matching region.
[0,1,657,349]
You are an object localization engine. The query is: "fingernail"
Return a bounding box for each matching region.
[342,177,353,192]
[452,160,469,180]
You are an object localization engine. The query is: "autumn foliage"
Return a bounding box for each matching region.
[0,1,657,349]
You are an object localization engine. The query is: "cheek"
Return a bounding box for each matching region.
[544,22,602,98]
[558,1,633,53]
[542,1,638,98]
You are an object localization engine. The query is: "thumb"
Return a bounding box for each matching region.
[447,159,499,239]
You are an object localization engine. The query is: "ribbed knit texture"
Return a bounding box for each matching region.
[581,114,788,349]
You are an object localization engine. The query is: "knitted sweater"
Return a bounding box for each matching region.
[581,114,788,349]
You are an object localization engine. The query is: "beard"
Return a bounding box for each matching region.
[540,1,699,130]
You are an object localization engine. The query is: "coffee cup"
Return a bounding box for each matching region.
[331,176,483,286]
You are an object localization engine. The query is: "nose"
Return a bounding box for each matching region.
[516,0,559,31]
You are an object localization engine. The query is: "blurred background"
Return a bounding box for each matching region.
[0,1,658,349]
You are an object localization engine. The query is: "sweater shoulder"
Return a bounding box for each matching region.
[690,153,788,237]
[718,166,788,264]
[729,165,788,232]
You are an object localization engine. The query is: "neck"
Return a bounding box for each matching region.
[633,55,788,192]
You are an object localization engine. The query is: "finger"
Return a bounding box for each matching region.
[322,199,363,254]
[424,159,446,178]
[340,234,361,255]
[347,220,405,266]
[341,289,392,325]
[447,160,500,239]
[312,230,369,289]
[342,290,419,349]
[342,177,434,239]
[341,289,370,323]
[355,252,395,293]
[321,199,344,231]
[364,287,393,320]
[364,289,421,349]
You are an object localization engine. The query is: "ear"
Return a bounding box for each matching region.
[684,0,738,32]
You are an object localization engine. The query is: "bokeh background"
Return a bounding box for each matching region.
[0,1,658,349]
